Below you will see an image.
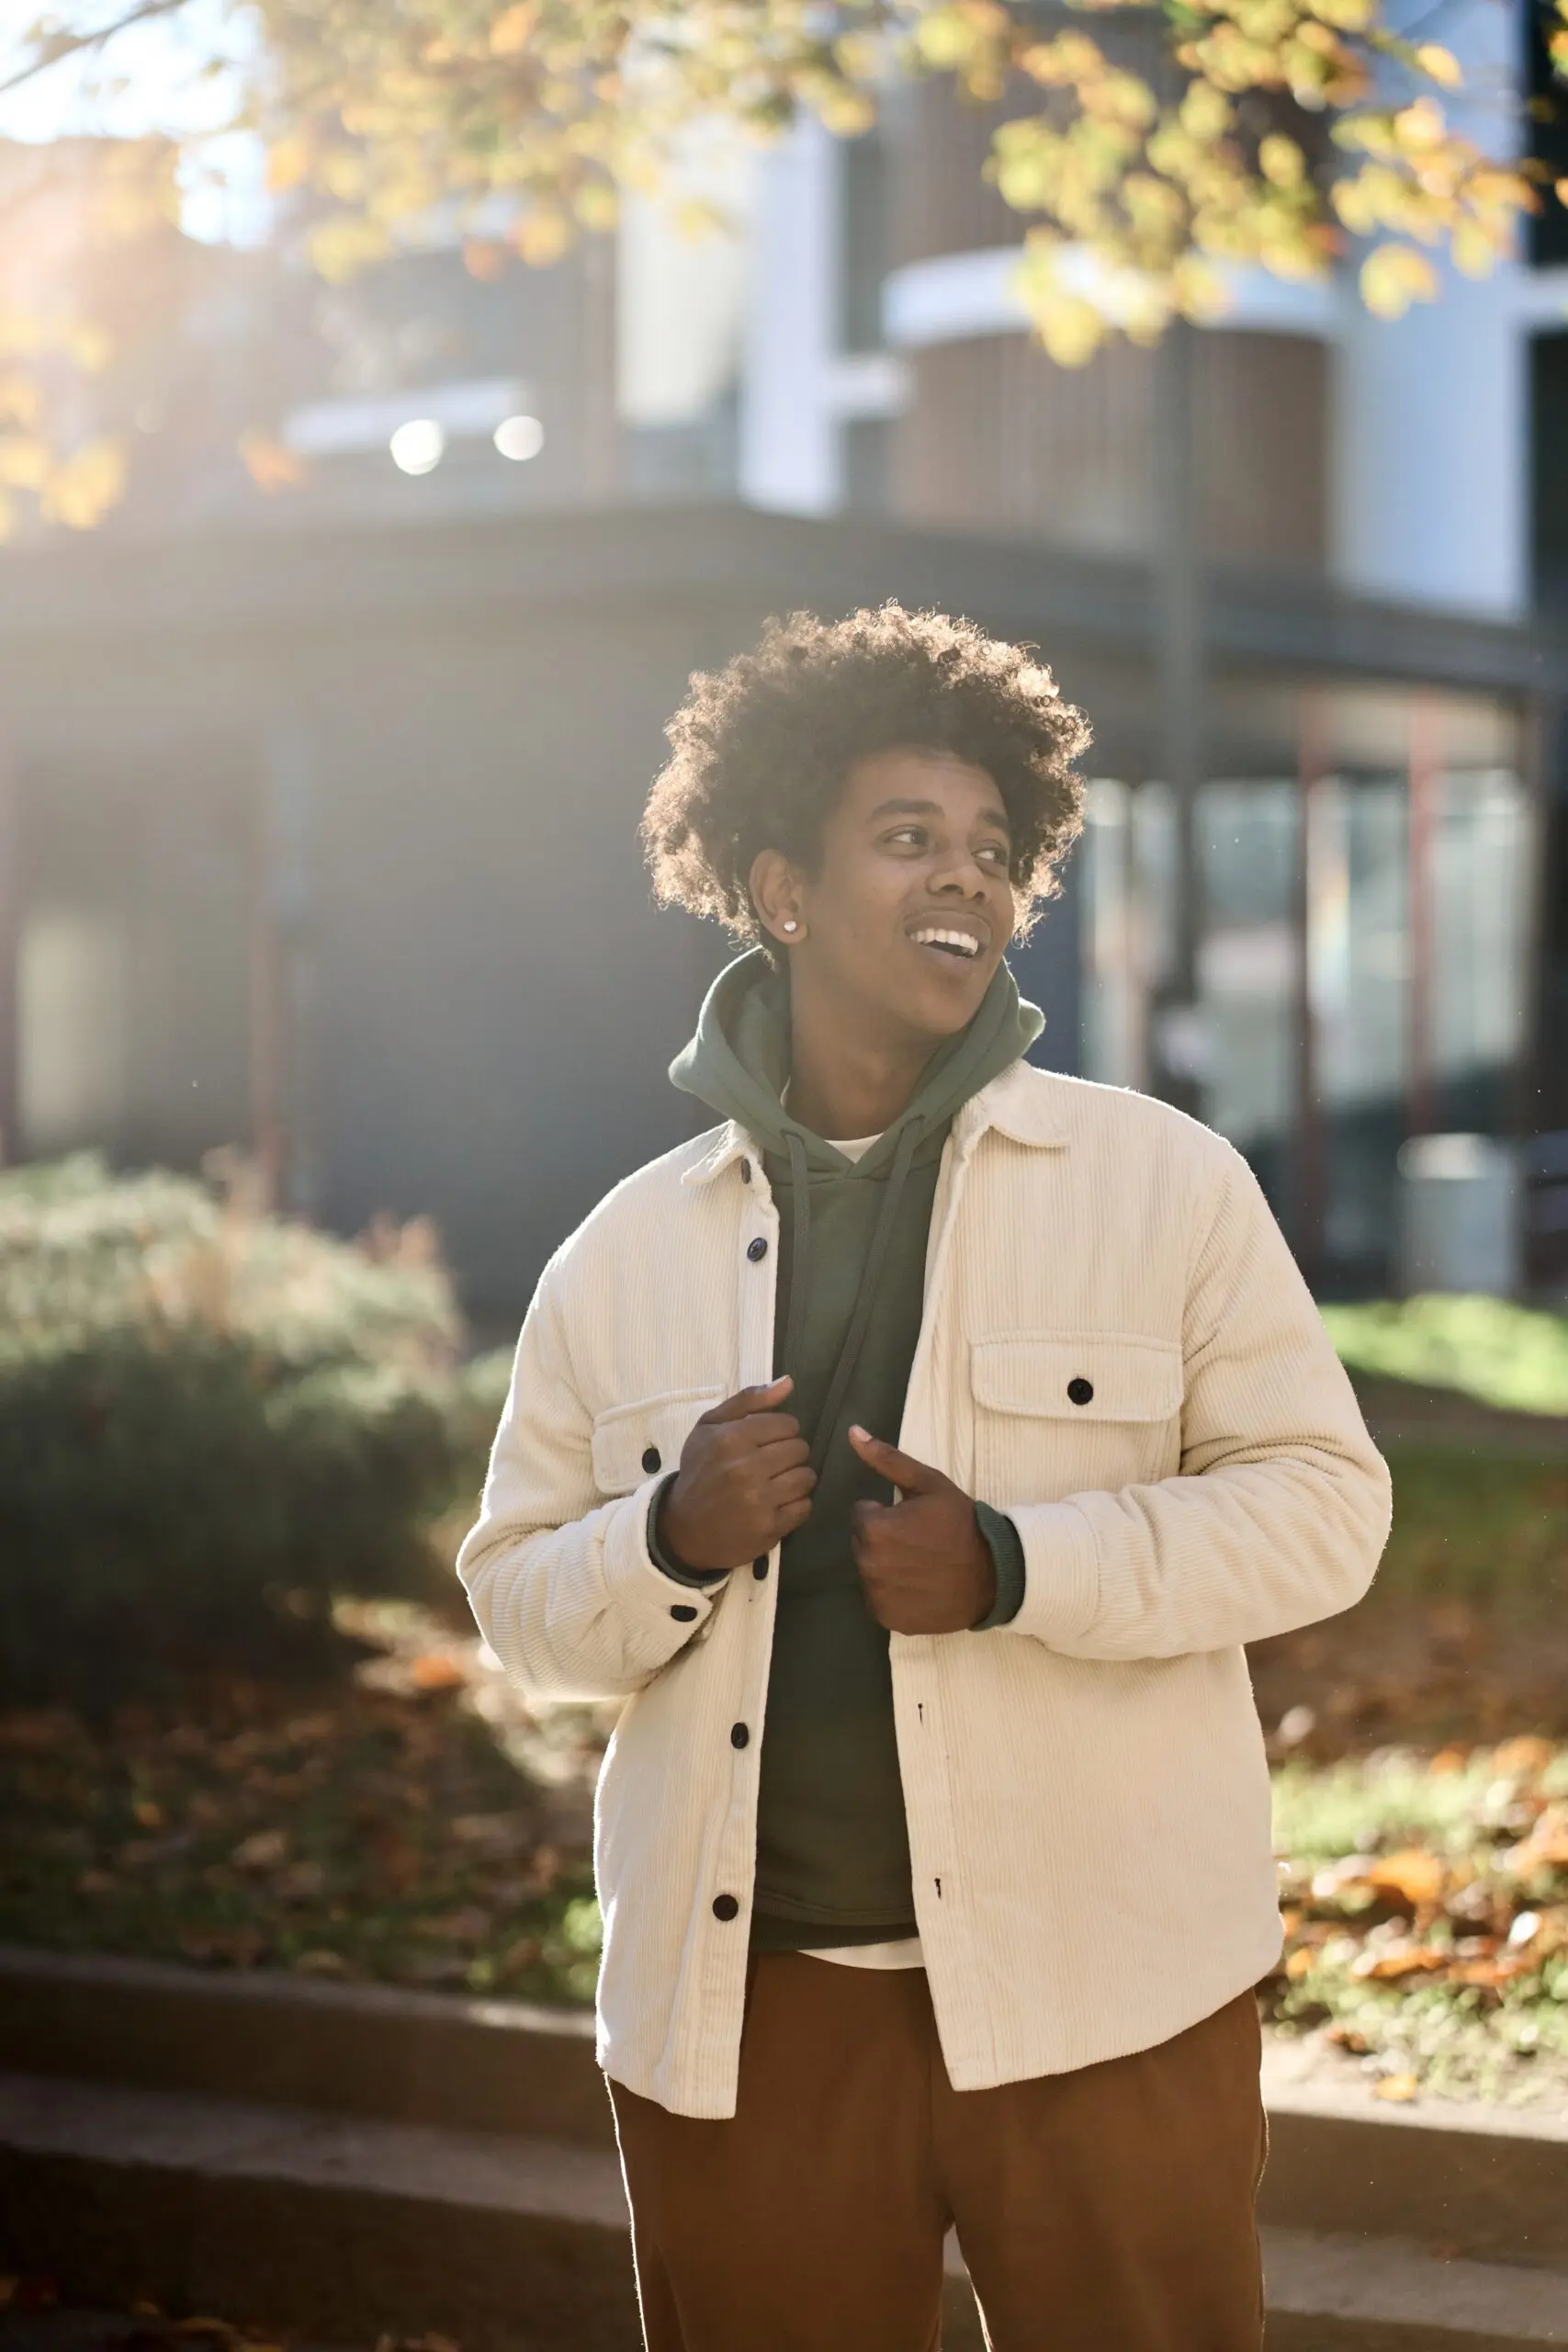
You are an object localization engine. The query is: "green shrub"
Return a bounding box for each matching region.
[1322,1295,1568,1419]
[0,1157,486,1709]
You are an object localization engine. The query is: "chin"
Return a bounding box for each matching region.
[890,966,993,1042]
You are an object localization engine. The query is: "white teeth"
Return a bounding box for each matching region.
[912,927,981,957]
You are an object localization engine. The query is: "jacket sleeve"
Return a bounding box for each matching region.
[456,1261,725,1702]
[1002,1145,1393,1661]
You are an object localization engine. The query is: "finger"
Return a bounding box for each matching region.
[772,1497,814,1538]
[766,1464,818,1506]
[701,1377,794,1426]
[749,1433,810,1474]
[849,1498,891,1555]
[847,1426,943,1495]
[718,1414,803,1454]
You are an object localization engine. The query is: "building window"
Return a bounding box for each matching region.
[1078,708,1529,1290]
[18,908,130,1156]
[1531,333,1568,611]
[1527,2,1568,268]
[840,131,888,356]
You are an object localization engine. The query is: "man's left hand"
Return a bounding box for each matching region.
[846,1427,996,1634]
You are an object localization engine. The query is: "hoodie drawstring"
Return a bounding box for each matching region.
[782,1129,813,1386]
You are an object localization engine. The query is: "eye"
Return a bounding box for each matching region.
[884,826,928,851]
[976,842,1010,869]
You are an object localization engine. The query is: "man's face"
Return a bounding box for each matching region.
[784,747,1017,1045]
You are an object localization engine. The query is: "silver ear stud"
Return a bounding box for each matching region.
[783,920,798,934]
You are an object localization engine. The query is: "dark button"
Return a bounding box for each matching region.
[746,1235,768,1262]
[752,1555,770,1580]
[1067,1376,1095,1407]
[712,1893,740,1921]
[641,1444,661,1474]
[739,1158,752,1183]
[730,1722,750,1748]
[670,1603,698,1623]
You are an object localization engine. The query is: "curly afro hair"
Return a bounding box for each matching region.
[641,604,1090,949]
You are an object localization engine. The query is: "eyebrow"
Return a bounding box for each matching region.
[867,796,1012,833]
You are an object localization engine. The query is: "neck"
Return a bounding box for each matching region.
[784,978,939,1140]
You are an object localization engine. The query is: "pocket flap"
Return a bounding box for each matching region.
[972,1333,1183,1424]
[591,1387,726,1496]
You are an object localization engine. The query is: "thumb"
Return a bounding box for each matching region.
[848,1425,944,1496]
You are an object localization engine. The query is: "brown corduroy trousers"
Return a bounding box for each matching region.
[609,1955,1267,2352]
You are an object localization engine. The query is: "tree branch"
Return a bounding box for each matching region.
[0,0,193,102]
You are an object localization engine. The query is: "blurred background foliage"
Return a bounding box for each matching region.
[0,0,1552,533]
[0,1155,509,1712]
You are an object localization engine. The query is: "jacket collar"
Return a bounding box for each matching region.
[682,1059,1070,1188]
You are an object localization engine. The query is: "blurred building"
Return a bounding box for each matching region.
[0,30,1565,1311]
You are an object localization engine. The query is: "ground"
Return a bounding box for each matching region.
[4,1413,1566,2109]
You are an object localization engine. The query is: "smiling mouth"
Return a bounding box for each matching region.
[909,925,985,961]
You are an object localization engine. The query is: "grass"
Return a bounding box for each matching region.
[1266,1737,1568,2105]
[1323,1294,1568,1419]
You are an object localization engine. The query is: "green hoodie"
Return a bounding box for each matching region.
[668,949,1040,1950]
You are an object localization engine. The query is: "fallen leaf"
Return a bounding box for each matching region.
[1450,1953,1533,1988]
[410,1654,466,1691]
[1351,1944,1449,1981]
[292,1949,350,1978]
[1491,1736,1556,1780]
[231,1827,289,1871]
[1374,2073,1419,2103]
[428,1905,493,1944]
[0,1711,75,1753]
[1503,1807,1568,1874]
[1365,1849,1445,1906]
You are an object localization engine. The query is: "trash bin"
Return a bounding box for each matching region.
[1395,1133,1521,1297]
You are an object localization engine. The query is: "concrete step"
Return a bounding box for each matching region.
[0,1945,610,2150]
[6,2070,1568,2352]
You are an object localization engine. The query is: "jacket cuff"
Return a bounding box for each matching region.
[971,1502,1027,1629]
[646,1476,730,1589]
[599,1475,729,1643]
[996,1500,1100,1648]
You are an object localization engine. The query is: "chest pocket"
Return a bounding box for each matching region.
[590,1387,726,1498]
[970,1332,1184,1507]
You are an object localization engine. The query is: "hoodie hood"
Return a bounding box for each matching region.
[670,945,1043,1165]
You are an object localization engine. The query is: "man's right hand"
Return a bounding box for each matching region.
[656,1376,815,1573]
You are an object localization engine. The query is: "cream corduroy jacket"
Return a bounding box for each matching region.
[457,1060,1392,2120]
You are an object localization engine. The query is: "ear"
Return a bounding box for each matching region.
[749,847,807,946]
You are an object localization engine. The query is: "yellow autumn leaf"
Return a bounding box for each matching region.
[1259,133,1305,187]
[39,438,126,531]
[1415,43,1462,88]
[238,431,306,493]
[1451,218,1500,277]
[489,5,536,57]
[0,373,40,428]
[514,208,570,265]
[1359,241,1438,317]
[0,435,49,492]
[266,135,310,195]
[307,214,393,281]
[1373,2072,1420,2102]
[571,181,619,232]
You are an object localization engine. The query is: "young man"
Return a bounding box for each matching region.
[459,605,1392,2352]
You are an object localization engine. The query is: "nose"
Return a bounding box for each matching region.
[928,852,992,900]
